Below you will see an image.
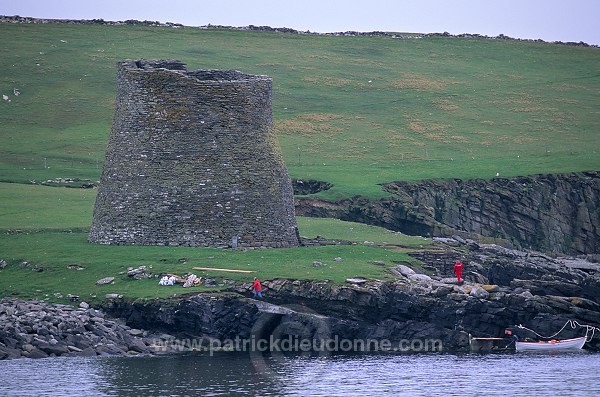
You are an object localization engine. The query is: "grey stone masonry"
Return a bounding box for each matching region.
[89,60,299,248]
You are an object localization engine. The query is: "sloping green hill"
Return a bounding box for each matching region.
[0,21,598,300]
[1,22,599,199]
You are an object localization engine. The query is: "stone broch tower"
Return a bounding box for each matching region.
[89,60,300,248]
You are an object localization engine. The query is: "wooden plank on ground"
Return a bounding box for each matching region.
[192,267,254,274]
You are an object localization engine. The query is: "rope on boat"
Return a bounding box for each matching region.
[517,320,600,342]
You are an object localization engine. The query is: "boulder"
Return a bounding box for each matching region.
[67,294,80,302]
[27,348,49,359]
[481,284,500,293]
[464,271,488,284]
[346,278,368,284]
[126,338,148,353]
[67,264,85,271]
[128,328,144,336]
[95,344,125,356]
[128,266,153,280]
[78,347,97,357]
[67,345,82,353]
[0,346,21,359]
[96,277,115,285]
[38,342,69,356]
[470,287,490,300]
[21,344,35,352]
[433,237,460,246]
[395,264,416,277]
[520,290,534,299]
[408,273,432,283]
[432,285,454,297]
[439,277,461,285]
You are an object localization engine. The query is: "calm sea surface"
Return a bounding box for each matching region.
[0,352,598,397]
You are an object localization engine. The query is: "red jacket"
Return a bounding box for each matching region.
[454,261,463,274]
[252,279,262,292]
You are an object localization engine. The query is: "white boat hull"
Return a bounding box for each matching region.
[515,336,587,352]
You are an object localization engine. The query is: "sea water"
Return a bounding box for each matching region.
[0,351,598,396]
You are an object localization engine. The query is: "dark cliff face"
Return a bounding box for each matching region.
[100,295,260,341]
[296,172,600,255]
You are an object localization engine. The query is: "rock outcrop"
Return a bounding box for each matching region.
[230,241,600,352]
[100,294,259,341]
[296,171,600,255]
[4,241,599,360]
[101,241,600,353]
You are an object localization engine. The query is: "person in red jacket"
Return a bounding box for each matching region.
[251,277,263,299]
[454,260,464,283]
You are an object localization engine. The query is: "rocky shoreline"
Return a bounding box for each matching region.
[238,240,600,352]
[2,239,600,360]
[100,239,600,354]
[0,299,179,360]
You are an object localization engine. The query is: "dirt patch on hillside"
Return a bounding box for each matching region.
[391,73,459,91]
[276,113,345,135]
[302,76,354,87]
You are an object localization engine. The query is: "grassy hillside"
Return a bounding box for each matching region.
[0,22,598,301]
[1,22,599,199]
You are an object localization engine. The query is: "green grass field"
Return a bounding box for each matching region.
[0,231,421,303]
[0,182,429,302]
[1,23,599,198]
[0,22,599,302]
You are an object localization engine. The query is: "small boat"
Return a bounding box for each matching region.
[515,336,587,352]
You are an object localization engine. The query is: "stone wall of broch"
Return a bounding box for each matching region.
[89,60,299,248]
